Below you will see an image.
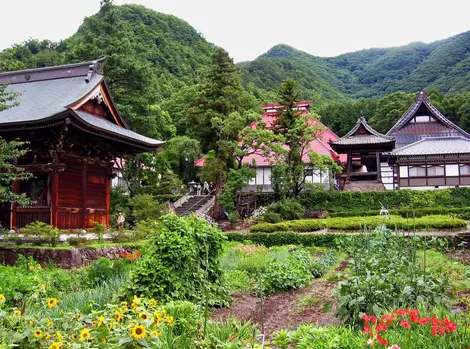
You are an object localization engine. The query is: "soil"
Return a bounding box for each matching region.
[211,280,340,336]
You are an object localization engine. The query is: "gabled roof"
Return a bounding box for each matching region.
[0,59,163,150]
[390,137,470,156]
[330,116,395,150]
[387,91,470,138]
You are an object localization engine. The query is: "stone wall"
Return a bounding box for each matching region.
[0,246,135,269]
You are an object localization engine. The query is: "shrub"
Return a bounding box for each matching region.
[298,187,470,212]
[329,206,470,220]
[21,221,61,246]
[128,193,165,222]
[265,199,305,222]
[85,257,133,287]
[125,214,228,305]
[250,215,467,233]
[263,211,282,223]
[261,249,312,294]
[225,232,345,248]
[311,250,337,277]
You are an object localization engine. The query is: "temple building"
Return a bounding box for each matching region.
[0,59,163,229]
[335,91,470,190]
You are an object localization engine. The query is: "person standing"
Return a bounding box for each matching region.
[117,212,125,230]
[203,181,209,195]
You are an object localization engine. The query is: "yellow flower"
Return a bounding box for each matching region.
[138,312,149,320]
[165,316,174,327]
[29,265,35,271]
[29,318,35,326]
[103,338,107,343]
[13,309,21,316]
[49,342,61,349]
[97,315,104,327]
[150,330,162,337]
[0,294,5,302]
[114,311,122,322]
[47,298,58,308]
[75,313,83,320]
[71,334,79,341]
[56,331,63,344]
[80,328,90,341]
[41,284,46,292]
[131,324,146,340]
[37,264,42,270]
[44,333,51,340]
[132,295,141,310]
[149,298,158,307]
[47,320,54,328]
[108,320,114,331]
[91,321,96,328]
[34,329,43,338]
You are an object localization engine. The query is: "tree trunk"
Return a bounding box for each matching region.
[212,156,223,220]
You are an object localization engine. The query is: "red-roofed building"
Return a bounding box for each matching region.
[196,102,344,192]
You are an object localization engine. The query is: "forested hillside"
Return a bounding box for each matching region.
[242,32,470,102]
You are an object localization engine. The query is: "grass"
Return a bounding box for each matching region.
[0,240,147,250]
[297,294,318,312]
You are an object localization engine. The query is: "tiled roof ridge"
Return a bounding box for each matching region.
[333,116,394,144]
[386,91,470,138]
[0,58,106,85]
[390,136,470,156]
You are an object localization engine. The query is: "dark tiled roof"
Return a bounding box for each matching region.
[331,116,395,146]
[387,91,470,139]
[391,137,470,156]
[74,110,163,147]
[0,60,162,149]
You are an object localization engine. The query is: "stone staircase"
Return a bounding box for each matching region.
[343,180,386,192]
[174,195,214,216]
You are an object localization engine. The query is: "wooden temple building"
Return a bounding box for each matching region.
[0,59,163,229]
[332,91,470,190]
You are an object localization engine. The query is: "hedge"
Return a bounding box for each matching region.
[225,231,346,248]
[328,207,470,220]
[250,215,468,233]
[298,187,470,212]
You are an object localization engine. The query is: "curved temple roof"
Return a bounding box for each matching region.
[0,59,163,150]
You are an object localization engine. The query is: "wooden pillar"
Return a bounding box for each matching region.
[346,151,351,182]
[376,152,381,181]
[105,174,110,228]
[50,171,59,227]
[10,181,20,229]
[81,160,88,229]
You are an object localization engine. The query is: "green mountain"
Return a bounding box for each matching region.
[241,31,470,102]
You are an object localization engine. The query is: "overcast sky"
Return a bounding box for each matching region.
[1,0,470,62]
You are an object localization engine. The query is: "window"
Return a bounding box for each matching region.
[427,166,444,176]
[408,166,426,177]
[460,164,470,175]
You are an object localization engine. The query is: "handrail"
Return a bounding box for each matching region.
[196,196,215,216]
[173,192,191,209]
[180,190,215,216]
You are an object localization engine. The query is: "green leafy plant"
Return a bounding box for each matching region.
[264,198,305,222]
[21,221,61,246]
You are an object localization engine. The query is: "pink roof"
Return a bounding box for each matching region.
[195,102,346,167]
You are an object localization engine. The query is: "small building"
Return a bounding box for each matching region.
[330,116,395,188]
[195,102,344,192]
[386,91,470,190]
[0,60,163,229]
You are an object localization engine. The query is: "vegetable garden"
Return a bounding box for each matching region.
[1,212,470,348]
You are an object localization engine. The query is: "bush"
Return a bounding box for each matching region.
[125,214,228,305]
[21,221,61,246]
[250,215,467,233]
[299,187,470,212]
[263,211,282,223]
[85,257,133,287]
[261,249,312,295]
[311,250,337,277]
[329,206,470,219]
[265,199,305,222]
[225,232,345,248]
[128,193,164,222]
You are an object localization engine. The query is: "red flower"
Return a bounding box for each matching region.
[376,323,388,332]
[377,334,388,346]
[381,314,396,325]
[418,317,428,326]
[393,309,406,316]
[362,314,377,324]
[363,326,371,334]
[399,320,411,329]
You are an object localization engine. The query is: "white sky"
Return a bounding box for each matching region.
[1,0,470,62]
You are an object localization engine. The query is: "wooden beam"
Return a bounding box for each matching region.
[50,171,58,227]
[105,175,110,228]
[81,160,87,229]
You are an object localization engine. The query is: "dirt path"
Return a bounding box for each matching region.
[211,280,340,336]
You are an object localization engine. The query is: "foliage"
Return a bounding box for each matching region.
[125,214,228,305]
[328,206,470,220]
[219,166,256,222]
[298,187,470,212]
[264,198,305,223]
[128,193,164,222]
[336,227,448,324]
[261,249,312,295]
[21,222,61,247]
[250,215,467,233]
[311,249,337,278]
[85,256,134,287]
[226,232,349,248]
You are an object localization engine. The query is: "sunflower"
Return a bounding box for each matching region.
[47,298,58,308]
[114,311,122,322]
[49,342,61,349]
[150,330,162,337]
[0,294,5,302]
[72,333,79,340]
[138,312,149,320]
[131,324,146,340]
[13,310,21,316]
[56,331,63,345]
[165,316,174,327]
[29,265,35,271]
[97,315,104,327]
[80,328,90,341]
[149,298,158,307]
[33,329,43,338]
